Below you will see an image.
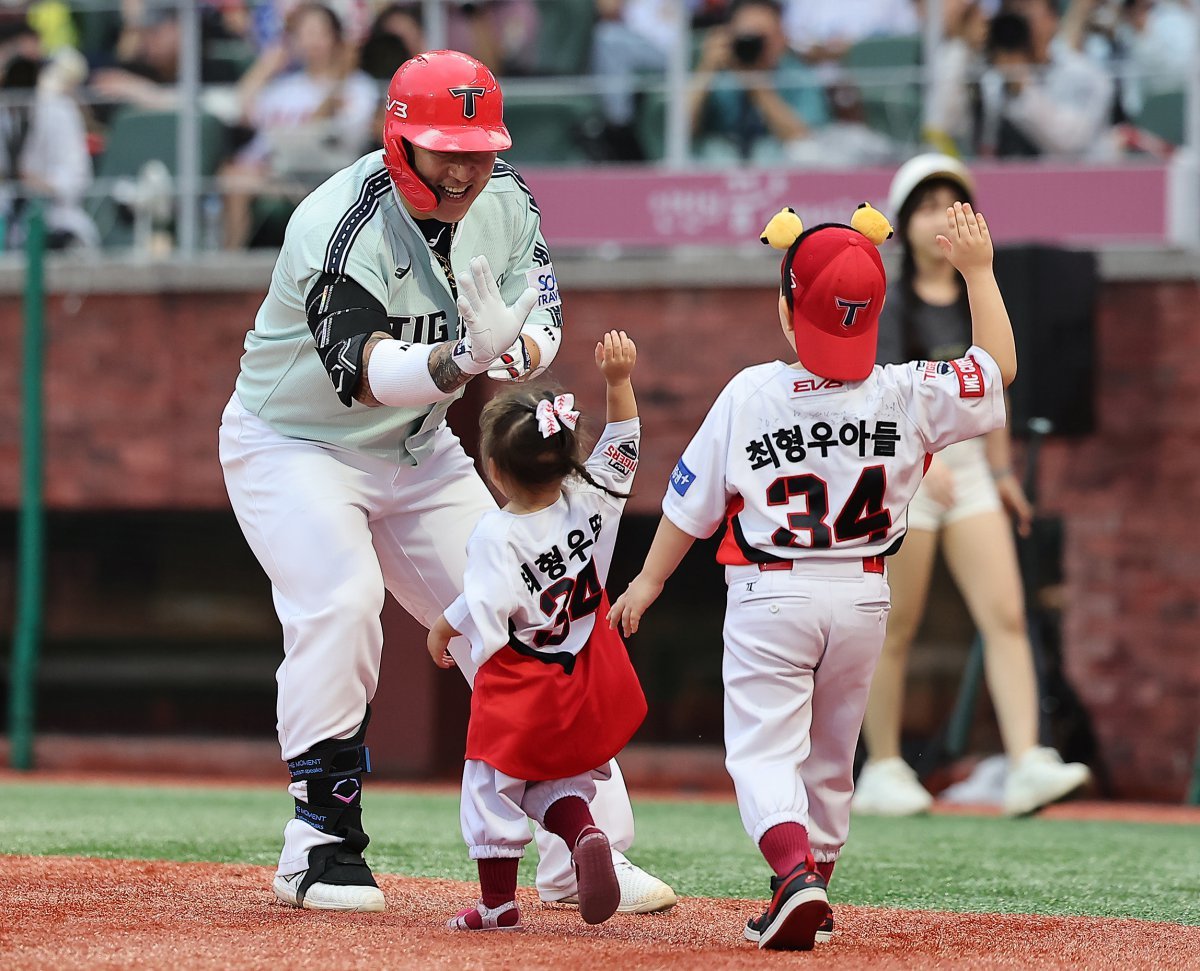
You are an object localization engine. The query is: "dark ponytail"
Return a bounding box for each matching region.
[480,385,627,501]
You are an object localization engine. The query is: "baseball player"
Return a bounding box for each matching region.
[427,331,646,932]
[218,50,674,914]
[609,200,1017,950]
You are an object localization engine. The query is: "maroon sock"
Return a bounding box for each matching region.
[816,860,835,885]
[477,857,519,909]
[542,796,596,850]
[758,822,812,878]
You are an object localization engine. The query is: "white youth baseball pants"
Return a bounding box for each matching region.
[722,559,890,862]
[218,394,634,890]
[460,760,611,859]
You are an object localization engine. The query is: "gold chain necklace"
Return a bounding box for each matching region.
[430,222,457,294]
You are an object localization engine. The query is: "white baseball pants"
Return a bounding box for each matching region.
[218,394,634,887]
[460,760,610,859]
[722,560,891,862]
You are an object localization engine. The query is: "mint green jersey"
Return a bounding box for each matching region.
[234,153,561,464]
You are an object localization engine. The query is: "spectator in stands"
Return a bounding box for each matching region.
[0,22,97,249]
[782,0,919,64]
[250,0,374,51]
[1115,0,1196,117]
[358,3,426,80]
[446,0,540,76]
[589,0,678,160]
[688,0,830,162]
[220,2,377,248]
[925,0,990,153]
[976,6,1117,158]
[358,5,426,160]
[89,3,262,104]
[89,4,181,114]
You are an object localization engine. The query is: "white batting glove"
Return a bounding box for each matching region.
[452,256,538,375]
[486,336,543,382]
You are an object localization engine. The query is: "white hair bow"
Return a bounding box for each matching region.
[535,394,580,438]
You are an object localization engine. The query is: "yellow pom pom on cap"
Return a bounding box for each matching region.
[851,202,893,245]
[760,206,805,250]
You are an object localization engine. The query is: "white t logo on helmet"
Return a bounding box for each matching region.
[449,85,487,119]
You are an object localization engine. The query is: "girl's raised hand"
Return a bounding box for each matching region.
[936,201,993,275]
[595,330,637,385]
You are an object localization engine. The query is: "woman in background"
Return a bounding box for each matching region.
[852,154,1091,818]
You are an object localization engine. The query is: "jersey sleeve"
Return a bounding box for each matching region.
[289,202,392,313]
[441,526,520,668]
[661,384,736,539]
[497,161,563,369]
[581,418,640,498]
[884,345,1007,452]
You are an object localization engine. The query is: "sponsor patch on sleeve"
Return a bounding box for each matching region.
[913,360,952,382]
[603,439,638,478]
[525,263,561,309]
[670,458,695,496]
[949,356,985,398]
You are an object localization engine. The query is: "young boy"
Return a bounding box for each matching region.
[608,201,1016,950]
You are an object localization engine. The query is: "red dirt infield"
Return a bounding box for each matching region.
[3,855,1197,971]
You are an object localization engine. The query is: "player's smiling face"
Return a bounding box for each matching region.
[411,146,496,222]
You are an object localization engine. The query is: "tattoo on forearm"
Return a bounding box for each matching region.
[428,341,473,393]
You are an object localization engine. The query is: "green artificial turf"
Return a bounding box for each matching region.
[4,780,1198,925]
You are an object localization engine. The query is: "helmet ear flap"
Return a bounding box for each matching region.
[383,134,439,213]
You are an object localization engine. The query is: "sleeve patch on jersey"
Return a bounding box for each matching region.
[670,458,695,496]
[949,356,985,398]
[603,440,638,479]
[525,263,561,309]
[914,360,952,382]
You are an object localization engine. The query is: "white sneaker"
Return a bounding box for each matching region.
[851,758,933,816]
[1004,747,1091,816]
[551,859,678,914]
[612,859,678,914]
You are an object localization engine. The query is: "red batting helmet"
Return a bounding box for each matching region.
[382,50,512,213]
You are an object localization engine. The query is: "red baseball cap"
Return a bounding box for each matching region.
[786,226,886,381]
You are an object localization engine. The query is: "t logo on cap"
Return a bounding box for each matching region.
[836,297,871,329]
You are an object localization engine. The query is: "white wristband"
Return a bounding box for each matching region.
[522,321,561,373]
[366,340,454,407]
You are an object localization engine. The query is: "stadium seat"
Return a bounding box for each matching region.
[636,90,668,162]
[500,95,597,165]
[90,109,229,248]
[1136,89,1185,146]
[532,0,595,76]
[841,34,923,146]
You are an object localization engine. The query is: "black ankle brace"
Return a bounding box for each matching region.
[288,706,372,853]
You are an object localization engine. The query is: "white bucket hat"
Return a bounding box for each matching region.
[887,153,975,221]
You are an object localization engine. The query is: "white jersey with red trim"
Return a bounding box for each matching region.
[443,418,640,668]
[662,347,1005,563]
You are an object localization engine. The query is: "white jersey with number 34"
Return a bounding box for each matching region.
[662,347,1006,562]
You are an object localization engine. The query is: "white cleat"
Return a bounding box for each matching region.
[272,871,386,912]
[549,860,678,914]
[1003,747,1091,817]
[851,757,933,816]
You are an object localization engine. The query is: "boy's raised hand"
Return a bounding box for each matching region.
[937,201,993,276]
[595,330,637,385]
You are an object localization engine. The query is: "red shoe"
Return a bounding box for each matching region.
[571,827,620,925]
